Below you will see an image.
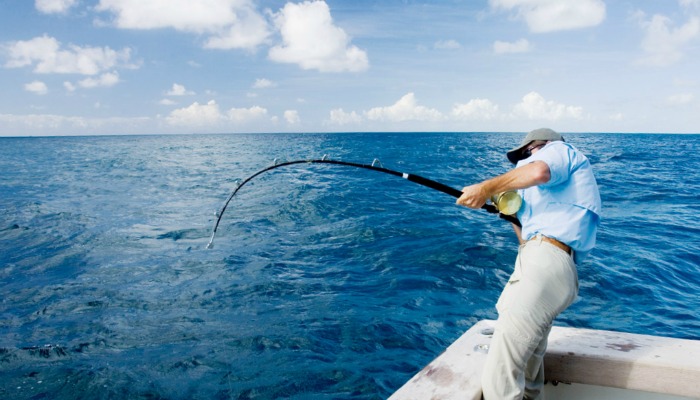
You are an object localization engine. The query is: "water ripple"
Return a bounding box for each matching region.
[1,133,698,399]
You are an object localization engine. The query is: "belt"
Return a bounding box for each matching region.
[529,234,572,256]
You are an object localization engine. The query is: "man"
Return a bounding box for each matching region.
[457,128,601,399]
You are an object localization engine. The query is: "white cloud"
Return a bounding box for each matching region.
[0,113,151,134]
[96,0,235,31]
[329,108,363,125]
[166,83,195,96]
[96,0,269,50]
[159,98,177,106]
[672,77,697,87]
[268,1,369,72]
[489,0,605,33]
[3,35,134,75]
[284,110,300,124]
[204,6,270,50]
[0,113,87,130]
[252,78,276,89]
[666,93,695,105]
[35,0,77,14]
[452,99,500,120]
[434,39,461,50]
[366,93,443,122]
[512,92,583,120]
[77,71,120,88]
[680,0,700,10]
[166,100,223,127]
[609,112,624,121]
[25,80,49,95]
[493,38,532,54]
[63,81,76,92]
[332,93,584,126]
[163,101,273,128]
[637,13,700,67]
[228,105,267,123]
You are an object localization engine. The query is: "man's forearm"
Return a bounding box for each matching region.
[457,161,550,209]
[480,161,550,195]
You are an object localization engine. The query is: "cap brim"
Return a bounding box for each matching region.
[506,142,531,164]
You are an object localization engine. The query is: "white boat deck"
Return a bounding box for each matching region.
[389,320,700,400]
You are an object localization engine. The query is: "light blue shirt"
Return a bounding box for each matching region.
[515,141,602,263]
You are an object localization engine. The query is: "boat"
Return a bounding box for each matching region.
[389,319,700,400]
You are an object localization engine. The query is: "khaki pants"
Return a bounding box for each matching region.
[482,236,578,399]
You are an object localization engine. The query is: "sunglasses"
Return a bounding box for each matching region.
[522,142,546,158]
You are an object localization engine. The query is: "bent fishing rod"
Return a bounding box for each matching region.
[207,156,520,249]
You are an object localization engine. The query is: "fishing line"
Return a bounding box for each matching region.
[206,157,520,249]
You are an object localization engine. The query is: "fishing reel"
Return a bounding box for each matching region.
[489,191,522,216]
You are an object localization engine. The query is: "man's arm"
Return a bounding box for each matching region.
[456,161,550,209]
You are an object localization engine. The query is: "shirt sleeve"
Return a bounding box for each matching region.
[525,142,572,187]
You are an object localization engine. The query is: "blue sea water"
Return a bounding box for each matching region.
[0,132,698,399]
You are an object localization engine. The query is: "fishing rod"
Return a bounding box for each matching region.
[206,156,520,249]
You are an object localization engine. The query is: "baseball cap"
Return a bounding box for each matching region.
[506,128,564,164]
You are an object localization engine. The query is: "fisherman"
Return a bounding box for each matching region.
[456,128,602,399]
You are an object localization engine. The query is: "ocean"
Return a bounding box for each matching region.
[1,132,699,399]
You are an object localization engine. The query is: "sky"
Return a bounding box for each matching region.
[1,0,699,136]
